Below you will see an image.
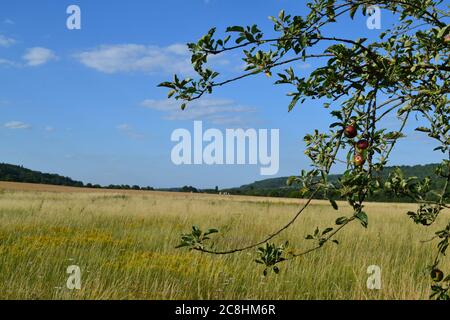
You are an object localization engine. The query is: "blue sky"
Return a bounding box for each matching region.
[0,0,444,188]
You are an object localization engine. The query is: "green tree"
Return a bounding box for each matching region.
[160,0,449,299]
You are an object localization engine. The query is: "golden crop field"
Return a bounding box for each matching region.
[0,181,448,300]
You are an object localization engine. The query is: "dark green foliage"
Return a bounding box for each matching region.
[0,163,84,187]
[175,226,219,250]
[181,185,199,193]
[0,163,155,191]
[255,242,288,276]
[223,163,445,202]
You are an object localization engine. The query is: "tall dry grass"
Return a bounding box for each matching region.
[0,184,448,299]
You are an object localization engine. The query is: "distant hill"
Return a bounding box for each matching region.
[0,163,84,187]
[237,164,441,190]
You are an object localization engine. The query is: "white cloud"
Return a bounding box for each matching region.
[75,43,229,75]
[23,47,57,66]
[44,126,55,132]
[0,34,16,47]
[3,19,15,25]
[116,123,144,140]
[4,121,31,129]
[165,43,189,55]
[141,98,257,125]
[0,58,16,67]
[75,43,192,75]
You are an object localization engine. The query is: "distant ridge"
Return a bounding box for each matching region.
[236,163,441,191]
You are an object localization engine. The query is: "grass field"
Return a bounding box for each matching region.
[0,181,448,300]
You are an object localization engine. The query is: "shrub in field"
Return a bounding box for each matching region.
[160,0,450,299]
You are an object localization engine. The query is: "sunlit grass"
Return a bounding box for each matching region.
[0,183,448,300]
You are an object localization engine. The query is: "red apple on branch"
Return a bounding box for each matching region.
[344,125,357,139]
[356,139,369,150]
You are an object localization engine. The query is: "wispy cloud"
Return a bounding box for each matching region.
[4,121,31,129]
[75,43,229,75]
[141,98,257,125]
[0,34,16,47]
[3,19,15,25]
[116,123,144,140]
[0,58,16,67]
[74,43,193,75]
[23,47,57,66]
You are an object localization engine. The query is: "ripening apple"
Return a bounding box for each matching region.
[356,139,369,150]
[444,34,450,43]
[354,154,365,166]
[431,269,444,282]
[344,125,357,139]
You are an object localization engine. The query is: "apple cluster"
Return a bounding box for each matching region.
[344,125,369,167]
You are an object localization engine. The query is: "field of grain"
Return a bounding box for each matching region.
[0,181,448,300]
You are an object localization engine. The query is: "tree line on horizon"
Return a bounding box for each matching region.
[0,163,154,191]
[0,162,445,202]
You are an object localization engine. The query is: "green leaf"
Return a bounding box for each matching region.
[384,131,405,140]
[158,82,175,88]
[286,176,296,186]
[167,90,176,98]
[330,110,342,119]
[415,127,431,133]
[355,211,368,228]
[175,243,190,249]
[268,16,278,23]
[204,228,219,236]
[226,26,245,33]
[350,5,359,19]
[314,227,319,236]
[335,217,348,225]
[330,122,342,128]
[326,0,336,21]
[288,95,300,112]
[437,25,450,38]
[235,36,246,44]
[329,199,338,210]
